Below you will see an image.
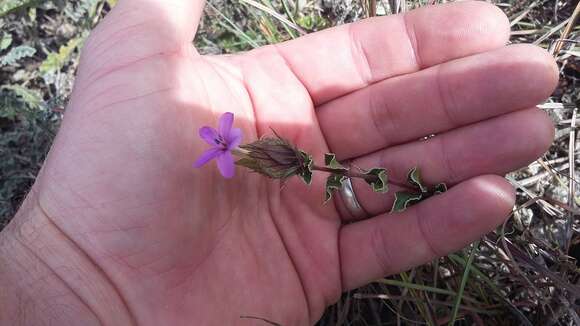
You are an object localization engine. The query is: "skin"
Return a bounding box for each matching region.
[0,1,558,325]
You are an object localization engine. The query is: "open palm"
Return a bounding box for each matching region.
[7,1,558,325]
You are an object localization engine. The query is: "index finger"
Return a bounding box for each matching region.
[272,1,510,105]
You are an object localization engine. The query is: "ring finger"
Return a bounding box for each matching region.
[338,108,554,221]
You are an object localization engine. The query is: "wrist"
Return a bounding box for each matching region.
[0,190,134,325]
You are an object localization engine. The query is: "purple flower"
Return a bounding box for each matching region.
[194,112,242,178]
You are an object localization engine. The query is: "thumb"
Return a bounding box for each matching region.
[77,0,205,87]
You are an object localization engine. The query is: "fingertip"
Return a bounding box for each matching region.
[405,1,512,68]
[526,109,556,158]
[530,45,561,93]
[469,175,515,219]
[506,44,560,101]
[338,174,517,290]
[416,175,515,253]
[468,1,511,45]
[443,1,511,45]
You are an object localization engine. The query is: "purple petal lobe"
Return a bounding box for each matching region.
[218,112,234,139]
[217,151,235,178]
[199,126,219,146]
[227,128,243,149]
[194,148,222,168]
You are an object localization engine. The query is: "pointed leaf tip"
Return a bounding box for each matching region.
[363,168,388,193]
[391,191,423,213]
[407,166,427,192]
[324,153,348,170]
[434,183,447,194]
[298,151,313,185]
[324,174,347,203]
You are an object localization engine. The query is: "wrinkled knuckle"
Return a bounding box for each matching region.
[368,88,395,143]
[401,14,421,68]
[10,206,48,248]
[348,23,373,86]
[435,65,461,127]
[435,136,459,184]
[415,205,444,258]
[369,226,396,276]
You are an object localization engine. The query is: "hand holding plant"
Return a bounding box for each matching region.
[0,1,558,325]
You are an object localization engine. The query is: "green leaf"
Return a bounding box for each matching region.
[0,85,42,108]
[28,6,35,20]
[0,33,13,51]
[39,37,83,75]
[0,0,41,17]
[0,45,35,66]
[298,151,313,185]
[363,168,388,193]
[324,153,347,170]
[434,183,447,194]
[324,174,347,203]
[407,166,427,192]
[391,191,423,213]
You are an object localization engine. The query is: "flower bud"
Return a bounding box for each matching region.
[235,135,312,184]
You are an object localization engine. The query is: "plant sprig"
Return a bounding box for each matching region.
[195,112,446,210]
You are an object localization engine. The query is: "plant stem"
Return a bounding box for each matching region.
[312,165,409,188]
[311,165,373,181]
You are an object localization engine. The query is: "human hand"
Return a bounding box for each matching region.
[0,1,558,325]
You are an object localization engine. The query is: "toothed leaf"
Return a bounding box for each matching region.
[324,153,348,170]
[0,45,35,66]
[434,183,447,194]
[324,174,347,203]
[407,166,427,192]
[363,168,388,193]
[299,151,313,185]
[391,191,423,213]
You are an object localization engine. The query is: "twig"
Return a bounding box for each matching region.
[552,1,580,55]
[239,0,307,35]
[537,158,567,189]
[509,1,537,27]
[516,162,569,187]
[369,0,377,17]
[565,109,577,251]
[533,18,571,46]
[507,177,563,216]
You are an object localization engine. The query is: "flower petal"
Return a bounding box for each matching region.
[227,128,243,149]
[199,126,219,146]
[218,112,234,139]
[194,148,222,168]
[217,151,235,178]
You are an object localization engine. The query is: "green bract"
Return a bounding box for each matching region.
[236,135,313,184]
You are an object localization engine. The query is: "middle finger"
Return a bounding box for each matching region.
[317,44,558,159]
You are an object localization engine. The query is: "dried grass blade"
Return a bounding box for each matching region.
[552,1,580,55]
[565,109,577,251]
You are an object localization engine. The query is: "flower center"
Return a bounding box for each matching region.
[214,135,227,148]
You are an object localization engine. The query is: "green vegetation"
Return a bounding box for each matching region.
[1,0,579,324]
